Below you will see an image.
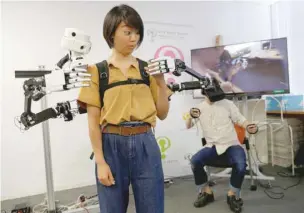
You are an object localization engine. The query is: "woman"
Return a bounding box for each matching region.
[77,4,170,213]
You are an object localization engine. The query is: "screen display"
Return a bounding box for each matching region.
[191,37,290,96]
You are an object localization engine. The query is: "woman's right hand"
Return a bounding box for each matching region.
[97,162,115,186]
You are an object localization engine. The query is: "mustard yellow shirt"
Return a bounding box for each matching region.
[77,60,161,127]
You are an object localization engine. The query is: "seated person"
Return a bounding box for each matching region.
[185,96,257,212]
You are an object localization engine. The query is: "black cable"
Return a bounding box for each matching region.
[257,170,302,200]
[85,194,97,200]
[277,170,296,178]
[248,143,303,200]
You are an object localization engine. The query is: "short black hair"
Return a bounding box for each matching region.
[103,4,144,48]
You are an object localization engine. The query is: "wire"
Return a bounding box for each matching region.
[85,194,97,200]
[32,194,100,213]
[14,116,26,132]
[251,137,269,165]
[32,199,69,213]
[247,120,302,201]
[257,170,302,200]
[82,207,89,213]
[250,140,302,200]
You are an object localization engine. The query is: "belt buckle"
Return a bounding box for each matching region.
[121,126,134,136]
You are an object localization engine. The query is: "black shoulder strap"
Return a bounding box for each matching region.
[96,60,109,108]
[137,58,150,86]
[95,58,150,109]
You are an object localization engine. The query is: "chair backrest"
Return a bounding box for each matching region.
[234,124,246,144]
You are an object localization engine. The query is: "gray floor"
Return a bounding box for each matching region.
[2,166,304,213]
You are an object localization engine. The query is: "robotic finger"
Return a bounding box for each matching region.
[147,56,176,75]
[148,63,167,71]
[149,56,176,69]
[63,67,88,73]
[148,66,168,75]
[148,60,167,68]
[68,72,91,78]
[66,82,90,89]
[68,77,91,84]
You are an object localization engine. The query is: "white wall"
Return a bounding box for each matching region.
[270,1,304,94]
[1,1,271,200]
[0,0,3,201]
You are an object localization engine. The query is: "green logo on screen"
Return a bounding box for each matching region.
[156,136,171,160]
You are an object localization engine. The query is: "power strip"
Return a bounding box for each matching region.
[11,207,31,213]
[164,179,174,184]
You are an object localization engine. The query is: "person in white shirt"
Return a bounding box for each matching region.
[185,96,257,212]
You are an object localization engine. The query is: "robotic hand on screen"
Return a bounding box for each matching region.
[15,28,92,131]
[147,57,226,102]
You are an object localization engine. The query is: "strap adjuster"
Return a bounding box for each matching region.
[127,78,139,84]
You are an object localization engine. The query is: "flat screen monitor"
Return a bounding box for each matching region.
[190,37,290,96]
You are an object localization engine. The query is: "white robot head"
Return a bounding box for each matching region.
[61,28,92,56]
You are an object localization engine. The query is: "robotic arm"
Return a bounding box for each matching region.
[147,57,226,102]
[15,28,92,130]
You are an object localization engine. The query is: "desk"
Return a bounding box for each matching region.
[267,111,304,119]
[245,49,283,60]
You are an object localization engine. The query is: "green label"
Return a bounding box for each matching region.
[156,136,171,159]
[273,90,285,94]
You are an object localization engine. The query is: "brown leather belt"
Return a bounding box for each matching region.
[102,125,151,136]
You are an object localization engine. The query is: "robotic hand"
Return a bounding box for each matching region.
[147,57,226,102]
[47,28,92,92]
[17,100,87,131]
[15,28,92,131]
[147,56,185,77]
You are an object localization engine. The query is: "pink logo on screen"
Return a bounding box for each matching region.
[154,45,184,84]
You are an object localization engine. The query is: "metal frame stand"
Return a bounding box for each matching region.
[32,66,100,213]
[39,66,57,213]
[41,96,57,213]
[208,95,275,184]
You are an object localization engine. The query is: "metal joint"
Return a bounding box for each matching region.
[100,72,107,80]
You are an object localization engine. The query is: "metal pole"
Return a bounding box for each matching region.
[242,96,255,186]
[39,65,56,213]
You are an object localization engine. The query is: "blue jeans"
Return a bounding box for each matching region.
[95,122,164,213]
[190,145,247,192]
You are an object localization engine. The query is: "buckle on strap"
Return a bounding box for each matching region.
[127,78,140,84]
[119,126,131,136]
